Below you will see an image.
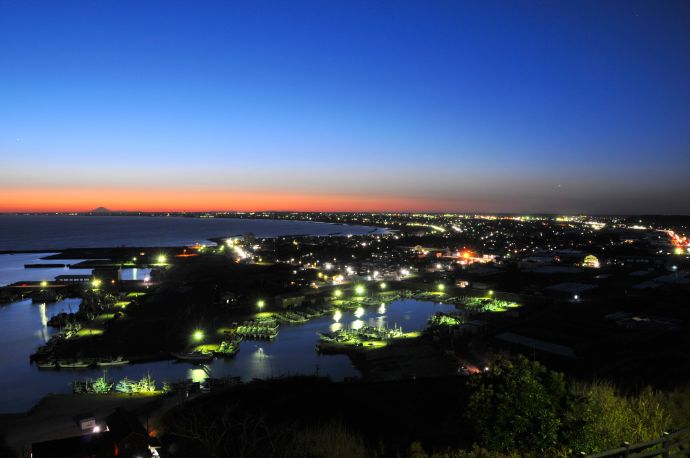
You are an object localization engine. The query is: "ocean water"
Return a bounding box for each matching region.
[0,215,383,251]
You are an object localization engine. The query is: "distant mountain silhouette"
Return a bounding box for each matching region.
[90,207,112,213]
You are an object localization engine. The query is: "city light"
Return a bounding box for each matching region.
[193,329,204,341]
[157,255,167,264]
[437,283,445,291]
[380,282,387,290]
[40,280,47,287]
[334,289,342,298]
[355,285,365,295]
[257,299,265,309]
[92,279,102,288]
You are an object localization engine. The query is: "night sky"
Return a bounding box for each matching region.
[1,1,689,213]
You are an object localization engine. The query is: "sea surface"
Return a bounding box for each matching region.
[0,215,383,251]
[0,298,455,413]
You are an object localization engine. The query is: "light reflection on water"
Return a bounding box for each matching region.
[372,316,386,328]
[38,303,49,343]
[0,297,457,413]
[351,319,365,330]
[189,367,209,384]
[248,345,274,379]
[123,267,152,281]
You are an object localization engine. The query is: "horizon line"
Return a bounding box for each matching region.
[1,211,688,218]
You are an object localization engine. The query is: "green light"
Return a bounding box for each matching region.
[40,280,48,287]
[91,279,102,288]
[355,285,365,295]
[157,255,167,264]
[488,290,494,296]
[334,289,342,297]
[380,282,387,290]
[193,329,204,341]
[437,283,445,291]
[257,299,265,309]
[132,257,137,262]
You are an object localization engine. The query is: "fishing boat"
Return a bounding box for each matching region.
[58,360,91,369]
[316,325,404,353]
[234,320,279,340]
[36,360,57,369]
[213,341,240,357]
[172,350,214,362]
[96,356,130,366]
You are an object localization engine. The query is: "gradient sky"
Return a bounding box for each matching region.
[1,0,689,214]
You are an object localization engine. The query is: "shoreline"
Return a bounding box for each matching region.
[0,217,388,255]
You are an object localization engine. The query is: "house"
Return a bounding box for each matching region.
[32,408,157,458]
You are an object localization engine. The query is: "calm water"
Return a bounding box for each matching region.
[0,253,151,287]
[0,215,383,251]
[0,298,455,413]
[0,216,394,411]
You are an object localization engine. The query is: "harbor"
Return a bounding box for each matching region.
[0,286,459,412]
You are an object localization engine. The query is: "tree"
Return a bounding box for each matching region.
[163,402,273,458]
[91,370,113,394]
[464,356,573,453]
[136,372,156,392]
[115,377,135,393]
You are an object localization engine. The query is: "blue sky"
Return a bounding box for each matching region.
[1,0,689,213]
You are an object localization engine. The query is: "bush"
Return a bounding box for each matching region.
[288,421,370,458]
[569,381,671,454]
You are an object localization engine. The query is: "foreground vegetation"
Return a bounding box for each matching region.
[158,356,690,457]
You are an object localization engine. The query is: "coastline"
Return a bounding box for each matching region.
[0,215,387,253]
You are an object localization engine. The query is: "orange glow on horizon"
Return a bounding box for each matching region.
[0,187,451,213]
